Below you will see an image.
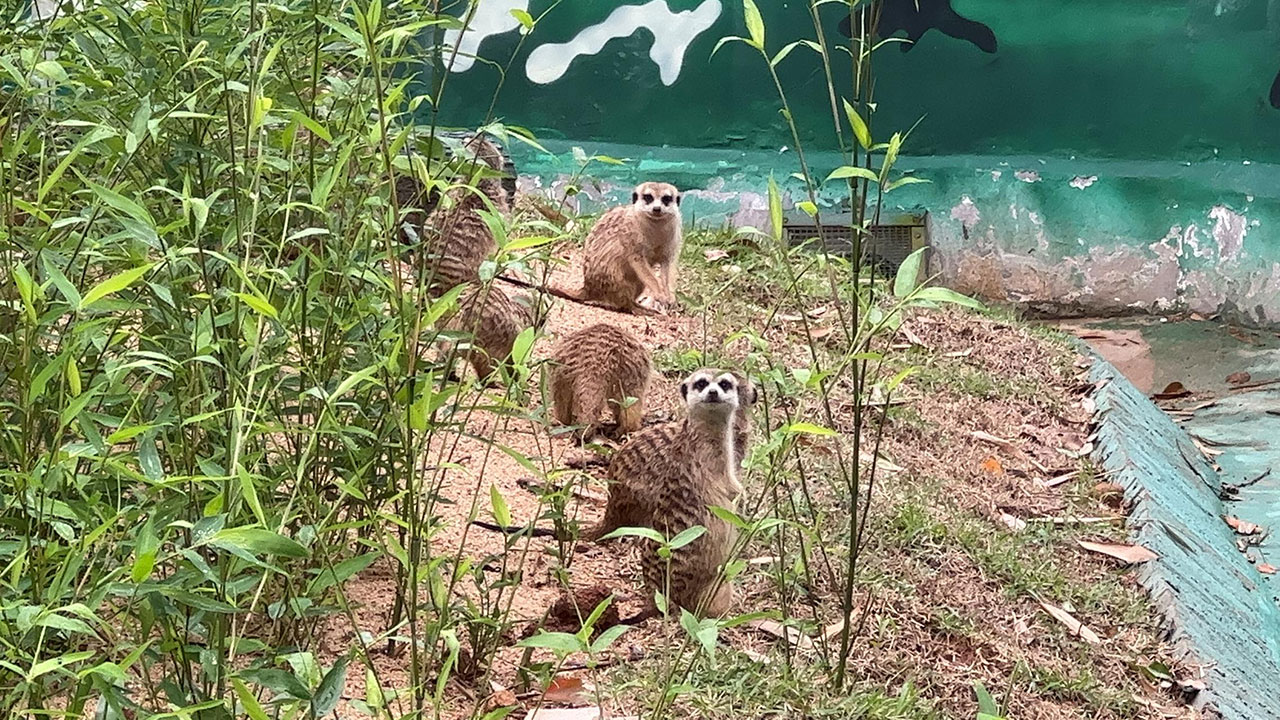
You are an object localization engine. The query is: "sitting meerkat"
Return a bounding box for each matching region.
[440,282,535,382]
[402,134,510,296]
[579,182,683,314]
[588,368,758,619]
[549,324,652,439]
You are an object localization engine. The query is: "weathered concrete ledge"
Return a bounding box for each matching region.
[507,141,1280,328]
[1089,355,1280,719]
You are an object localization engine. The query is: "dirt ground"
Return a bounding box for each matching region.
[313,243,1200,720]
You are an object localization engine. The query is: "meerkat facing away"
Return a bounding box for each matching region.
[588,368,753,618]
[549,324,652,439]
[440,282,535,382]
[409,134,510,295]
[578,182,683,315]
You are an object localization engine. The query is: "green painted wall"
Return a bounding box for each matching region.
[432,0,1280,325]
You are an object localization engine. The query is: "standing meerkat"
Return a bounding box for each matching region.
[402,134,510,295]
[588,369,756,619]
[549,324,652,439]
[441,282,535,382]
[579,182,683,314]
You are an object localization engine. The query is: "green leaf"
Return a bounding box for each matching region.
[41,255,81,308]
[589,624,630,654]
[679,609,720,666]
[12,264,38,323]
[131,516,159,583]
[842,98,872,150]
[510,326,535,366]
[234,291,278,318]
[893,247,926,298]
[208,527,308,558]
[709,505,750,531]
[239,470,267,526]
[885,367,916,393]
[237,668,312,701]
[232,678,271,720]
[599,526,666,544]
[667,525,707,551]
[87,181,155,227]
[64,356,81,397]
[743,0,765,49]
[974,682,1000,716]
[138,432,164,481]
[34,60,67,83]
[328,364,379,402]
[825,166,880,184]
[81,263,155,309]
[126,95,152,154]
[311,655,349,717]
[517,631,583,655]
[911,286,986,310]
[796,200,818,218]
[288,110,332,143]
[308,552,378,595]
[782,422,837,437]
[489,485,511,527]
[510,8,534,29]
[767,175,783,242]
[885,176,930,193]
[28,651,95,681]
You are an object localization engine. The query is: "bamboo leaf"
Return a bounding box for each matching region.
[842,98,872,150]
[81,263,155,309]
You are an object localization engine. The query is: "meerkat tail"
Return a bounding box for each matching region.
[469,519,558,538]
[493,275,615,310]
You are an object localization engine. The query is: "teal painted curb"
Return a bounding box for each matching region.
[1089,356,1280,718]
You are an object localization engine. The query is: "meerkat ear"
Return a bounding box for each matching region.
[749,383,760,404]
[680,381,689,400]
[632,191,639,203]
[675,193,681,207]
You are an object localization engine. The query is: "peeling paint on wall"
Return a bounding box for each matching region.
[1209,205,1248,261]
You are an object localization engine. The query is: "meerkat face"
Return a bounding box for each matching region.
[680,368,742,421]
[631,182,681,222]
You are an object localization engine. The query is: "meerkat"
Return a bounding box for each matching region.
[588,368,755,619]
[549,324,652,439]
[581,182,683,314]
[440,281,535,382]
[494,182,682,314]
[405,134,510,295]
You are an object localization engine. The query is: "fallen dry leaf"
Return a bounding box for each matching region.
[970,430,1019,455]
[748,555,780,566]
[1043,470,1079,488]
[542,676,592,706]
[809,326,834,340]
[1226,371,1251,385]
[703,248,730,262]
[1077,539,1157,564]
[481,684,518,714]
[1038,600,1101,644]
[1000,512,1028,532]
[1227,326,1259,345]
[902,325,929,348]
[1259,563,1277,575]
[943,348,974,358]
[1153,382,1191,400]
[748,619,816,651]
[1225,515,1263,536]
[980,456,1005,475]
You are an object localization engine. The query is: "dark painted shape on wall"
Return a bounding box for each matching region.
[838,0,997,54]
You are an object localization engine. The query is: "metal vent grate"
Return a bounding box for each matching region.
[783,211,927,275]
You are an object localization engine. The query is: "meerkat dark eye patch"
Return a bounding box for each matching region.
[643,193,655,203]
[661,195,672,206]
[718,378,733,391]
[693,378,709,392]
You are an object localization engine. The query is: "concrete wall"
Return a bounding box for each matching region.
[433,0,1280,325]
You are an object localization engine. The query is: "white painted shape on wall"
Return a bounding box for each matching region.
[525,0,723,86]
[443,0,530,73]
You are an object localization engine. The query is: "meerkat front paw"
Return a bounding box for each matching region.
[636,295,668,315]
